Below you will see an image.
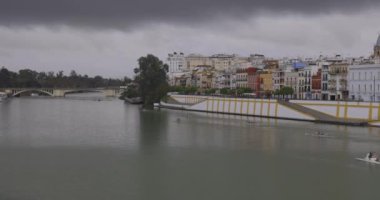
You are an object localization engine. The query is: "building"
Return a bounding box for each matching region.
[263,59,279,72]
[320,55,345,100]
[311,69,322,100]
[296,69,306,99]
[284,72,298,98]
[212,72,223,89]
[289,61,307,99]
[191,65,214,90]
[173,73,192,87]
[236,68,248,88]
[185,53,246,72]
[186,54,212,70]
[259,72,273,96]
[348,64,380,101]
[249,54,265,67]
[327,63,349,100]
[167,52,186,85]
[348,35,380,101]
[167,52,186,74]
[273,68,285,91]
[210,54,236,71]
[303,66,312,99]
[321,62,329,100]
[247,67,260,93]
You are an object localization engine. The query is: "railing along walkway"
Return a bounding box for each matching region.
[278,100,368,125]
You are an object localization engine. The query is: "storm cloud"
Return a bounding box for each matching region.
[0,0,380,77]
[1,0,380,29]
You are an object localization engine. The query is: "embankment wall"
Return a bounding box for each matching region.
[169,95,314,121]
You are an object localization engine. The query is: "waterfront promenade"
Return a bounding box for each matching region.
[160,95,379,126]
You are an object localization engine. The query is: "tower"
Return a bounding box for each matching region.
[375,34,380,64]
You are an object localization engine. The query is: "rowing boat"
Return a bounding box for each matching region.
[356,158,380,165]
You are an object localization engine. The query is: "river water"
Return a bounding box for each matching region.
[0,95,380,200]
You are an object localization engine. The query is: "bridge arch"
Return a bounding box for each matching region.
[12,89,54,97]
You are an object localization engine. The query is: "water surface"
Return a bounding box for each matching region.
[0,96,380,200]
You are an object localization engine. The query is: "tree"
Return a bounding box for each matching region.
[0,67,12,87]
[280,87,294,99]
[17,69,40,87]
[70,70,78,78]
[274,89,281,99]
[220,88,230,95]
[133,54,169,106]
[0,67,126,89]
[236,87,252,95]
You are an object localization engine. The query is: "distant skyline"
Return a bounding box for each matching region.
[1,0,380,78]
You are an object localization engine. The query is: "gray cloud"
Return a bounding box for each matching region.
[1,0,380,29]
[1,1,380,78]
[1,10,379,78]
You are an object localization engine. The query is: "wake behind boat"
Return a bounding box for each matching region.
[305,131,334,138]
[356,152,380,165]
[356,158,380,165]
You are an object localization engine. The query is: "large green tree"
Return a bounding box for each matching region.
[133,54,169,106]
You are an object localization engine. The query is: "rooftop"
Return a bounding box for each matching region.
[349,63,380,69]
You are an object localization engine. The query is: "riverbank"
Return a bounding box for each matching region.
[159,95,380,127]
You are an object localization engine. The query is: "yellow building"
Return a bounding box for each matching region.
[259,72,273,92]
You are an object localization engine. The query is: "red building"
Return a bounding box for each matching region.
[311,69,321,100]
[247,67,261,95]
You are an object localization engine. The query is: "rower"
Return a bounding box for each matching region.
[367,152,379,161]
[368,152,373,159]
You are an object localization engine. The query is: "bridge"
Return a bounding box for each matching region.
[0,87,124,97]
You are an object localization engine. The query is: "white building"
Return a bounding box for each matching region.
[272,69,285,91]
[348,35,380,101]
[319,55,345,100]
[300,66,313,99]
[167,52,186,73]
[236,68,248,88]
[348,64,380,101]
[167,52,186,85]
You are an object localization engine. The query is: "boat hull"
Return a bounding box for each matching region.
[124,97,143,104]
[356,158,380,164]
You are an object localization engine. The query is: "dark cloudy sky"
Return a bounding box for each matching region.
[1,0,380,77]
